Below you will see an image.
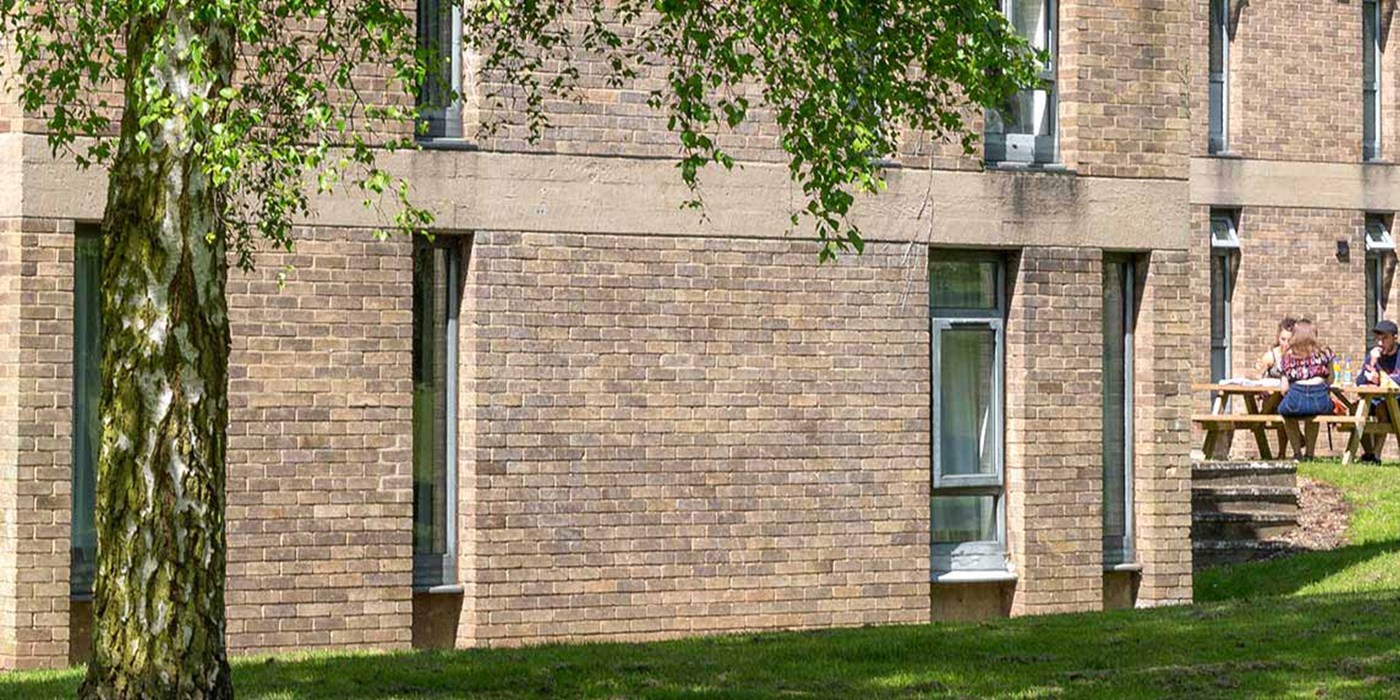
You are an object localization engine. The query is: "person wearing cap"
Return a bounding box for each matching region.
[1357,320,1400,462]
[1359,320,1400,385]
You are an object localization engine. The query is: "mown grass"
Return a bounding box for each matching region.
[4,593,1400,700]
[6,462,1400,699]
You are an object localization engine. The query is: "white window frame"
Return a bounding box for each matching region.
[1209,0,1230,154]
[1103,256,1136,568]
[930,252,1009,577]
[1210,212,1240,383]
[417,0,464,139]
[1365,0,1383,161]
[412,236,462,590]
[985,0,1058,165]
[1367,215,1394,341]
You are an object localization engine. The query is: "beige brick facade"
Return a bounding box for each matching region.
[0,0,1280,670]
[1187,0,1400,461]
[1005,247,1106,614]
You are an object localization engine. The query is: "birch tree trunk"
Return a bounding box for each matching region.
[79,6,237,700]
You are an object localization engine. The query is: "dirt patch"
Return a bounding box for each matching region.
[1281,477,1350,552]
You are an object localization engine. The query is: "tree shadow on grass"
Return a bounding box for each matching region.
[6,592,1400,700]
[1196,538,1400,603]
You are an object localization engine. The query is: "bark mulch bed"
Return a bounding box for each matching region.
[1280,476,1350,552]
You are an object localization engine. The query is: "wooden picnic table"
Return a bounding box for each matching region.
[1192,383,1400,463]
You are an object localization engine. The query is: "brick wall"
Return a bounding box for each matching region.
[0,222,416,666]
[5,218,77,669]
[0,218,22,667]
[1059,0,1191,179]
[1134,249,1194,604]
[1197,0,1365,161]
[1004,247,1105,614]
[471,3,1195,176]
[1187,205,1399,460]
[1191,206,1370,386]
[462,232,933,645]
[224,227,414,654]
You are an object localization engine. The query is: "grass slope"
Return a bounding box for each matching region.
[5,595,1400,700]
[1197,462,1400,602]
[6,462,1400,699]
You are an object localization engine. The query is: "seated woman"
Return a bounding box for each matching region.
[1277,319,1335,414]
[1254,317,1297,380]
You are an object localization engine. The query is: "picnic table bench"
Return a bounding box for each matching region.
[1192,383,1400,463]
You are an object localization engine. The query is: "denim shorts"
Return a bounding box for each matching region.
[1278,383,1333,417]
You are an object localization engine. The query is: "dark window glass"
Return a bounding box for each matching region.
[413,237,461,588]
[71,227,101,598]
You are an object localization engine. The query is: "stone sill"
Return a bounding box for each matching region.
[1104,563,1143,573]
[982,161,1074,175]
[416,137,479,151]
[932,570,1018,584]
[413,584,465,595]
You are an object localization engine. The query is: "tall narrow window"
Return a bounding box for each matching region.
[417,0,464,139]
[1103,256,1137,567]
[71,226,101,599]
[986,0,1057,164]
[930,253,1008,576]
[1367,215,1395,340]
[413,236,461,589]
[1365,0,1383,161]
[1210,211,1241,382]
[1209,0,1230,154]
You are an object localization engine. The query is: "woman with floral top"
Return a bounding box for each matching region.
[1277,319,1334,419]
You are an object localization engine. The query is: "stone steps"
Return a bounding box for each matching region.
[1192,539,1296,569]
[1191,461,1299,569]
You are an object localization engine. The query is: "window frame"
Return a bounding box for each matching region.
[1208,0,1230,154]
[411,235,462,590]
[929,251,1009,577]
[1210,212,1240,383]
[416,0,465,140]
[1365,0,1383,161]
[985,0,1058,165]
[71,224,102,600]
[1367,215,1395,342]
[1102,255,1137,568]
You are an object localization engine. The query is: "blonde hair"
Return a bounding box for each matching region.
[1289,319,1320,356]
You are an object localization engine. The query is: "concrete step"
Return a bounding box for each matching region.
[1192,461,1298,489]
[1192,511,1298,541]
[1193,539,1295,568]
[1192,485,1299,515]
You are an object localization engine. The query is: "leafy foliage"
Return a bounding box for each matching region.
[0,0,432,270]
[467,0,1040,260]
[2,0,1038,264]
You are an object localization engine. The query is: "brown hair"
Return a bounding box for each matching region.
[1288,319,1320,356]
[1278,317,1298,334]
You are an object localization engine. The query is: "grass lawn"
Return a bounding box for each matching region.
[4,462,1400,699]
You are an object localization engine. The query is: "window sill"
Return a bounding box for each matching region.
[417,137,479,151]
[70,592,94,603]
[413,584,465,595]
[1364,158,1393,166]
[932,570,1018,584]
[1104,563,1143,573]
[982,161,1075,175]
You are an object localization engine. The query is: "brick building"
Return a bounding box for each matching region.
[4,0,1375,670]
[1193,0,1400,458]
